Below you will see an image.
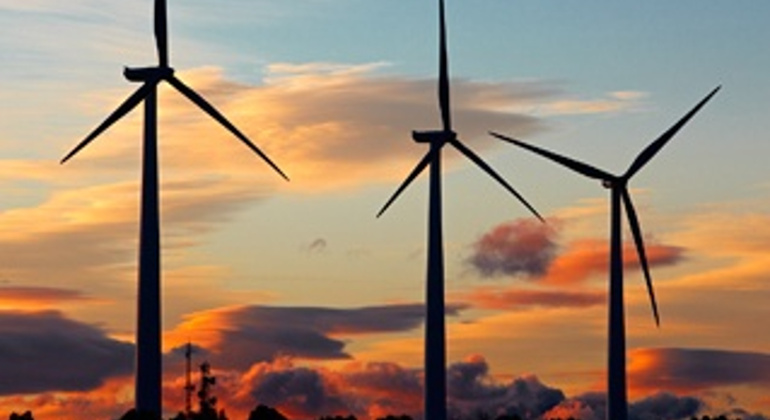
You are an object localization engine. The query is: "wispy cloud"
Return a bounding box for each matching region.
[458,287,605,311]
[0,286,88,309]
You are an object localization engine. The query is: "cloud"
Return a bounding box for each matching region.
[0,63,646,333]
[51,63,645,194]
[236,358,349,419]
[168,303,466,370]
[447,354,565,419]
[543,391,704,420]
[197,357,424,420]
[2,344,766,420]
[0,285,88,309]
[304,238,329,254]
[628,347,770,393]
[331,361,423,419]
[466,218,685,285]
[0,175,275,332]
[629,392,703,420]
[0,310,133,395]
[467,219,559,279]
[544,238,685,285]
[458,287,605,311]
[0,377,134,420]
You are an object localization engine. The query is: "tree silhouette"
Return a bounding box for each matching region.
[118,408,162,420]
[374,415,413,420]
[195,361,221,420]
[318,415,356,420]
[8,412,34,420]
[248,405,288,420]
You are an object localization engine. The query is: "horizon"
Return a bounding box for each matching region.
[1,1,769,420]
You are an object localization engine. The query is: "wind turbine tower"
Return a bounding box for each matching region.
[61,1,287,415]
[377,1,542,419]
[491,86,719,420]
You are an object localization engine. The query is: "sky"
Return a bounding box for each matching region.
[0,1,769,419]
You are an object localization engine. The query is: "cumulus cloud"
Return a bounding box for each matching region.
[447,354,565,419]
[629,392,703,420]
[168,303,466,370]
[467,219,559,279]
[542,392,606,420]
[196,357,424,420]
[628,347,770,393]
[3,343,766,420]
[237,358,349,419]
[543,391,704,420]
[211,357,766,420]
[0,310,133,395]
[0,377,134,420]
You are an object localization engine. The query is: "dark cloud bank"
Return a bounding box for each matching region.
[0,310,133,395]
[2,307,769,420]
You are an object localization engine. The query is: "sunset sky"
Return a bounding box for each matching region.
[1,1,770,419]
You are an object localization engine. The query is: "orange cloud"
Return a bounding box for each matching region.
[0,376,134,420]
[0,286,88,310]
[458,286,605,311]
[51,63,647,195]
[466,218,685,286]
[165,303,465,370]
[543,239,684,285]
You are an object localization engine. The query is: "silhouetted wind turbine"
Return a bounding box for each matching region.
[491,86,720,420]
[61,0,287,416]
[377,1,541,419]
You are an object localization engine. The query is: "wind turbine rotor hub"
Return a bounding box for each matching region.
[124,66,175,83]
[412,129,457,144]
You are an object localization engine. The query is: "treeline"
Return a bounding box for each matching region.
[5,408,751,420]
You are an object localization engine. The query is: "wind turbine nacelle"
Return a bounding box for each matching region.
[124,66,174,82]
[412,130,456,143]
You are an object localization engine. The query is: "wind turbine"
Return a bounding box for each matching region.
[61,0,287,416]
[491,86,720,420]
[377,1,542,419]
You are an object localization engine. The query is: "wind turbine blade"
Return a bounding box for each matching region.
[438,0,451,132]
[621,188,660,326]
[155,0,169,68]
[450,138,543,222]
[167,76,289,181]
[624,86,721,179]
[61,83,154,164]
[377,150,434,218]
[490,131,614,181]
